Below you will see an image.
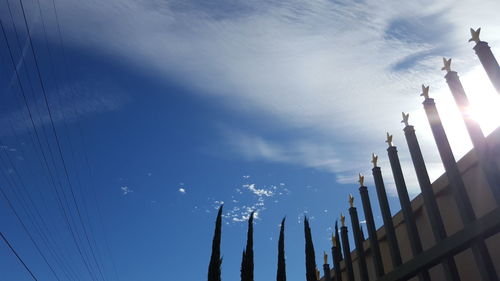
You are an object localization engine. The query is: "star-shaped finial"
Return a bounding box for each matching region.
[340,213,345,227]
[358,173,364,187]
[420,84,430,99]
[386,132,393,147]
[441,57,452,72]
[348,194,354,208]
[401,112,410,127]
[371,153,378,168]
[468,28,481,43]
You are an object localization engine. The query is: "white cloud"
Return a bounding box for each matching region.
[33,0,500,193]
[217,182,289,223]
[244,183,273,197]
[121,186,133,195]
[178,188,186,194]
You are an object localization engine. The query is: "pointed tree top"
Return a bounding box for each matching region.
[441,57,452,72]
[420,84,430,99]
[208,204,223,281]
[371,153,378,168]
[386,132,394,147]
[401,112,410,127]
[468,27,481,43]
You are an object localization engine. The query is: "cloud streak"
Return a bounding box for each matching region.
[28,0,500,192]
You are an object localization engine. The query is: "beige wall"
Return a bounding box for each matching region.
[325,128,500,281]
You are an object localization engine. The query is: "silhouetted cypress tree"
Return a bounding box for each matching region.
[276,217,286,281]
[304,216,317,281]
[241,212,254,281]
[240,250,246,280]
[208,205,223,281]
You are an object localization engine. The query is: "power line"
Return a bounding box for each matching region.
[47,0,122,279]
[0,180,62,281]
[1,232,40,281]
[15,0,108,278]
[29,1,111,279]
[0,139,81,281]
[0,17,92,281]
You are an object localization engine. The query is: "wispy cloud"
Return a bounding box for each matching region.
[33,0,500,193]
[214,181,290,223]
[120,186,133,195]
[0,83,127,137]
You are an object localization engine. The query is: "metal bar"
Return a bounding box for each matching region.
[387,144,431,281]
[403,123,461,281]
[444,68,500,203]
[469,28,500,94]
[423,96,499,281]
[332,240,343,281]
[359,185,385,277]
[349,201,370,281]
[371,166,402,268]
[376,206,500,281]
[323,263,332,281]
[340,222,355,281]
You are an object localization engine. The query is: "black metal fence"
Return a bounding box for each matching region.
[324,28,500,281]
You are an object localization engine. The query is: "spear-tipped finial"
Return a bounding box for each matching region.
[386,132,394,147]
[420,84,430,99]
[401,112,410,127]
[358,173,364,187]
[441,57,452,72]
[316,267,320,280]
[324,252,328,265]
[331,234,337,247]
[371,153,378,168]
[340,213,345,227]
[468,28,481,43]
[348,194,354,208]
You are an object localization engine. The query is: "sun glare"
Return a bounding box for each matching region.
[463,67,500,135]
[428,66,500,159]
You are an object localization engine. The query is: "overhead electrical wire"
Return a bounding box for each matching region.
[39,0,122,279]
[1,232,41,281]
[0,17,98,281]
[15,1,114,280]
[29,1,111,279]
[0,143,80,281]
[2,0,121,279]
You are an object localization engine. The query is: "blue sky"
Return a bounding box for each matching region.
[0,0,499,280]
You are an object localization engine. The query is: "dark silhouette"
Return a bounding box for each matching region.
[334,221,342,261]
[208,205,223,281]
[241,250,246,280]
[277,217,286,281]
[304,216,317,281]
[241,212,254,281]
